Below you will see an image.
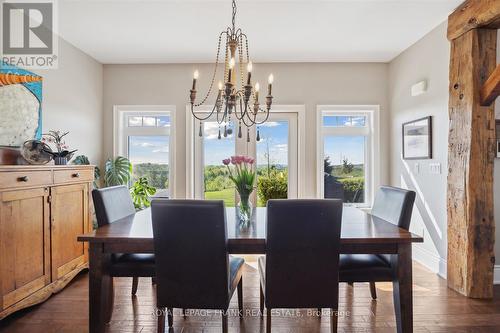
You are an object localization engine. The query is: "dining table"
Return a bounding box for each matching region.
[78,205,423,333]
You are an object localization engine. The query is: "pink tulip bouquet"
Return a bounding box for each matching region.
[223,155,256,224]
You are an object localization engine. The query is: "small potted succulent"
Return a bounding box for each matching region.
[42,130,77,165]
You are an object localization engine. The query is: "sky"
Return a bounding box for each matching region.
[126,116,365,167]
[203,120,289,166]
[128,135,169,165]
[324,136,365,166]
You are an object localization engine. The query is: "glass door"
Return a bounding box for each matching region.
[193,111,298,207]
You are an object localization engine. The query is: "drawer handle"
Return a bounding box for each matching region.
[72,173,80,178]
[17,176,29,182]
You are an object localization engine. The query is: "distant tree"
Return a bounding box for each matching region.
[342,157,354,174]
[324,156,334,175]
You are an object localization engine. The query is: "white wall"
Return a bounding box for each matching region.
[388,22,450,277]
[103,63,389,198]
[34,37,104,166]
[389,23,500,280]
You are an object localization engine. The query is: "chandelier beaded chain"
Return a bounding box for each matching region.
[189,0,274,142]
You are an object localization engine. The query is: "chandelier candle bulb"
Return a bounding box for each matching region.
[192,70,199,90]
[246,62,253,84]
[228,58,235,82]
[187,0,274,139]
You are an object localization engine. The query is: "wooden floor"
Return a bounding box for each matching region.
[1,260,500,333]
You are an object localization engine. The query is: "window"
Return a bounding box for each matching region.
[188,106,304,205]
[255,120,290,206]
[114,106,175,198]
[317,106,379,206]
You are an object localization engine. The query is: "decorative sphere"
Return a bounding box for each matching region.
[227,128,233,135]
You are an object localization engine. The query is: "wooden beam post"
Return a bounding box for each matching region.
[480,64,500,106]
[447,0,500,40]
[447,28,497,298]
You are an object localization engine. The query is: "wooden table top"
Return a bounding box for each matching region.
[78,206,423,246]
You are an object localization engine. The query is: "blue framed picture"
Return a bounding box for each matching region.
[0,61,43,147]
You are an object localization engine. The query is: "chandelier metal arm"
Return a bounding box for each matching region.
[193,30,228,107]
[189,0,274,139]
[190,103,218,121]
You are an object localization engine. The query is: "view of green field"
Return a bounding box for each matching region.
[324,156,365,203]
[204,188,236,206]
[203,164,288,207]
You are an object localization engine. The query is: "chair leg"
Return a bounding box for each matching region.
[167,307,173,328]
[330,308,338,333]
[237,278,243,317]
[369,281,377,300]
[259,283,264,314]
[222,311,228,333]
[131,277,139,295]
[266,308,272,333]
[157,307,165,333]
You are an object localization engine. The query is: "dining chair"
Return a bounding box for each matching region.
[339,185,416,300]
[92,185,155,296]
[259,199,343,333]
[151,199,244,333]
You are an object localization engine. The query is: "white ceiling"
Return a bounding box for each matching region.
[58,0,462,64]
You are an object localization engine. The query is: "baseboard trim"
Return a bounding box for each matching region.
[494,265,500,285]
[413,246,500,284]
[413,245,446,279]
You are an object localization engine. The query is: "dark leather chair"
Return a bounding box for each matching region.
[92,185,155,295]
[151,199,244,333]
[259,199,343,333]
[339,186,416,300]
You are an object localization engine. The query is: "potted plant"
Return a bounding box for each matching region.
[223,155,256,226]
[130,177,157,209]
[41,130,77,165]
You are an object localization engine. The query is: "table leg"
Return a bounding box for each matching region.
[392,243,413,333]
[89,243,114,333]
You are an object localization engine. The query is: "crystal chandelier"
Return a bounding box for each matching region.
[189,0,274,142]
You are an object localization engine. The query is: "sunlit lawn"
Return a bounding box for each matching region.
[204,188,269,208]
[205,188,235,207]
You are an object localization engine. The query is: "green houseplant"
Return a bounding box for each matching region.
[130,177,157,209]
[72,155,101,188]
[104,156,132,187]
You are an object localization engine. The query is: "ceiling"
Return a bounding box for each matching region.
[58,0,462,64]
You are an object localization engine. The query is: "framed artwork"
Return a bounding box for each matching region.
[402,116,432,160]
[0,61,43,147]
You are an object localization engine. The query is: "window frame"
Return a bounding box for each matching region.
[316,105,380,207]
[185,105,305,200]
[113,105,176,197]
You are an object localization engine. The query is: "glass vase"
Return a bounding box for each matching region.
[237,194,253,227]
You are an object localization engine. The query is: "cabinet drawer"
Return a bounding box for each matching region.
[0,170,52,189]
[54,169,93,184]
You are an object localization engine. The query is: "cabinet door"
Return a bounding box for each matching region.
[0,187,51,311]
[51,183,89,280]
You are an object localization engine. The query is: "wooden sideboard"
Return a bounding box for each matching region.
[0,165,94,319]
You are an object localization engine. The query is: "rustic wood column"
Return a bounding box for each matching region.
[447,28,497,298]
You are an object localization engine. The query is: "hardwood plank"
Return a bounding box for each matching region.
[447,28,497,299]
[480,64,500,106]
[1,262,500,332]
[447,0,500,41]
